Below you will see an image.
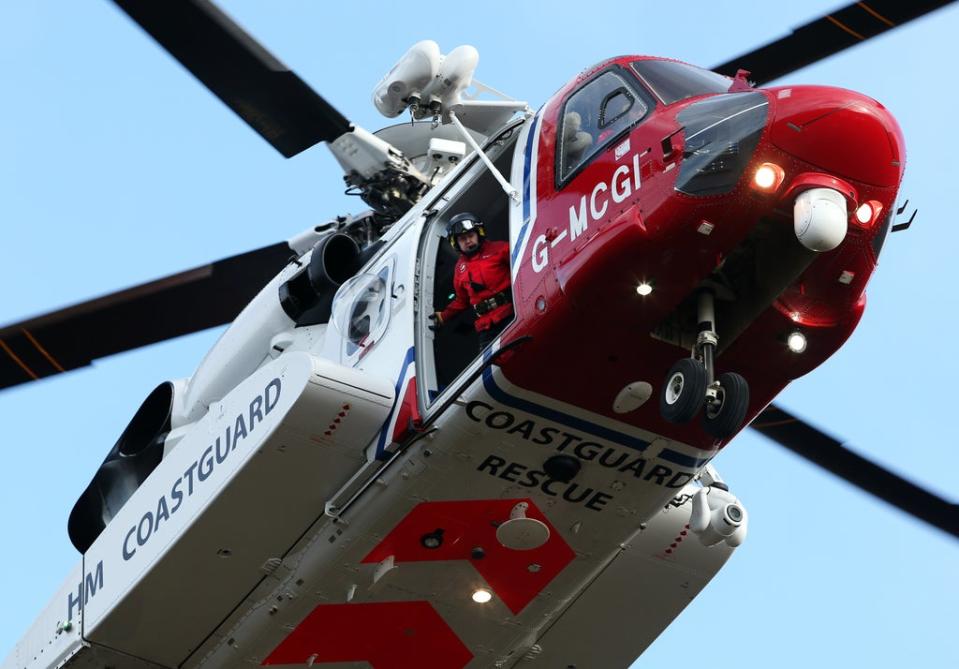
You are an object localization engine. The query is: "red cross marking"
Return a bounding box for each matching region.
[362,499,575,614]
[262,601,472,668]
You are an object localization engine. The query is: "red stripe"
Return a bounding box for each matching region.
[390,376,421,444]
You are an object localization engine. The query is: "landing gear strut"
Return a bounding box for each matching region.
[659,290,750,439]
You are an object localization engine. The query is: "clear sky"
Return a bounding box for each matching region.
[1,1,956,667]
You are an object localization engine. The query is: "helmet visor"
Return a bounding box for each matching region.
[451,218,481,235]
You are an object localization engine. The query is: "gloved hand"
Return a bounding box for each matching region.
[428,312,443,332]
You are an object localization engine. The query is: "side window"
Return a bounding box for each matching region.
[600,88,634,127]
[559,70,649,183]
[331,259,395,366]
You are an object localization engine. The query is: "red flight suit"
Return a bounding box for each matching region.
[439,239,513,331]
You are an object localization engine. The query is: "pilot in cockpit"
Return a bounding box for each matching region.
[562,110,593,169]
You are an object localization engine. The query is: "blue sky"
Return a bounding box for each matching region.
[1,1,956,667]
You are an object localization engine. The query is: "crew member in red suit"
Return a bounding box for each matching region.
[430,212,513,351]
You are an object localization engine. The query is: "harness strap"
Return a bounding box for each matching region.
[473,290,512,316]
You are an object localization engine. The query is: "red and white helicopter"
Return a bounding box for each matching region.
[2,1,957,668]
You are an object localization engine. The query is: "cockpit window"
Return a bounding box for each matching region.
[599,88,635,128]
[559,70,649,183]
[631,60,731,105]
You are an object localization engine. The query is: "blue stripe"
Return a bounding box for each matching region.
[480,363,651,453]
[522,115,538,223]
[375,347,416,459]
[659,449,712,468]
[511,113,540,267]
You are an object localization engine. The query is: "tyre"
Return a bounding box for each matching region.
[660,358,707,424]
[703,372,750,439]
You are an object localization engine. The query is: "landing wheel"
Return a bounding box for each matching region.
[703,372,750,439]
[660,358,707,424]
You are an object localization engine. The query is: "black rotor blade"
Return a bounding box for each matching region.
[713,0,957,86]
[111,0,351,157]
[0,242,293,392]
[751,404,959,539]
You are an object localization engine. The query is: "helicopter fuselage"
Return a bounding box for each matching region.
[4,54,904,669]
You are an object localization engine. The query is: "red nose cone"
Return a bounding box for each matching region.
[769,86,904,187]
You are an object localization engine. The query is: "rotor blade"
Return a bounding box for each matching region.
[0,242,293,392]
[751,404,959,539]
[713,0,957,86]
[111,0,351,157]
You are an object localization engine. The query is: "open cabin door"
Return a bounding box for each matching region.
[414,120,526,418]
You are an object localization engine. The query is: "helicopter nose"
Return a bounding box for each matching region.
[768,86,904,188]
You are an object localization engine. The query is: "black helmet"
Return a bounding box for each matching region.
[447,212,486,253]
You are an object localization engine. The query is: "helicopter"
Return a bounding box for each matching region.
[1,1,959,668]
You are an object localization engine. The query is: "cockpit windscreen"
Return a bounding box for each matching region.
[631,59,732,105]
